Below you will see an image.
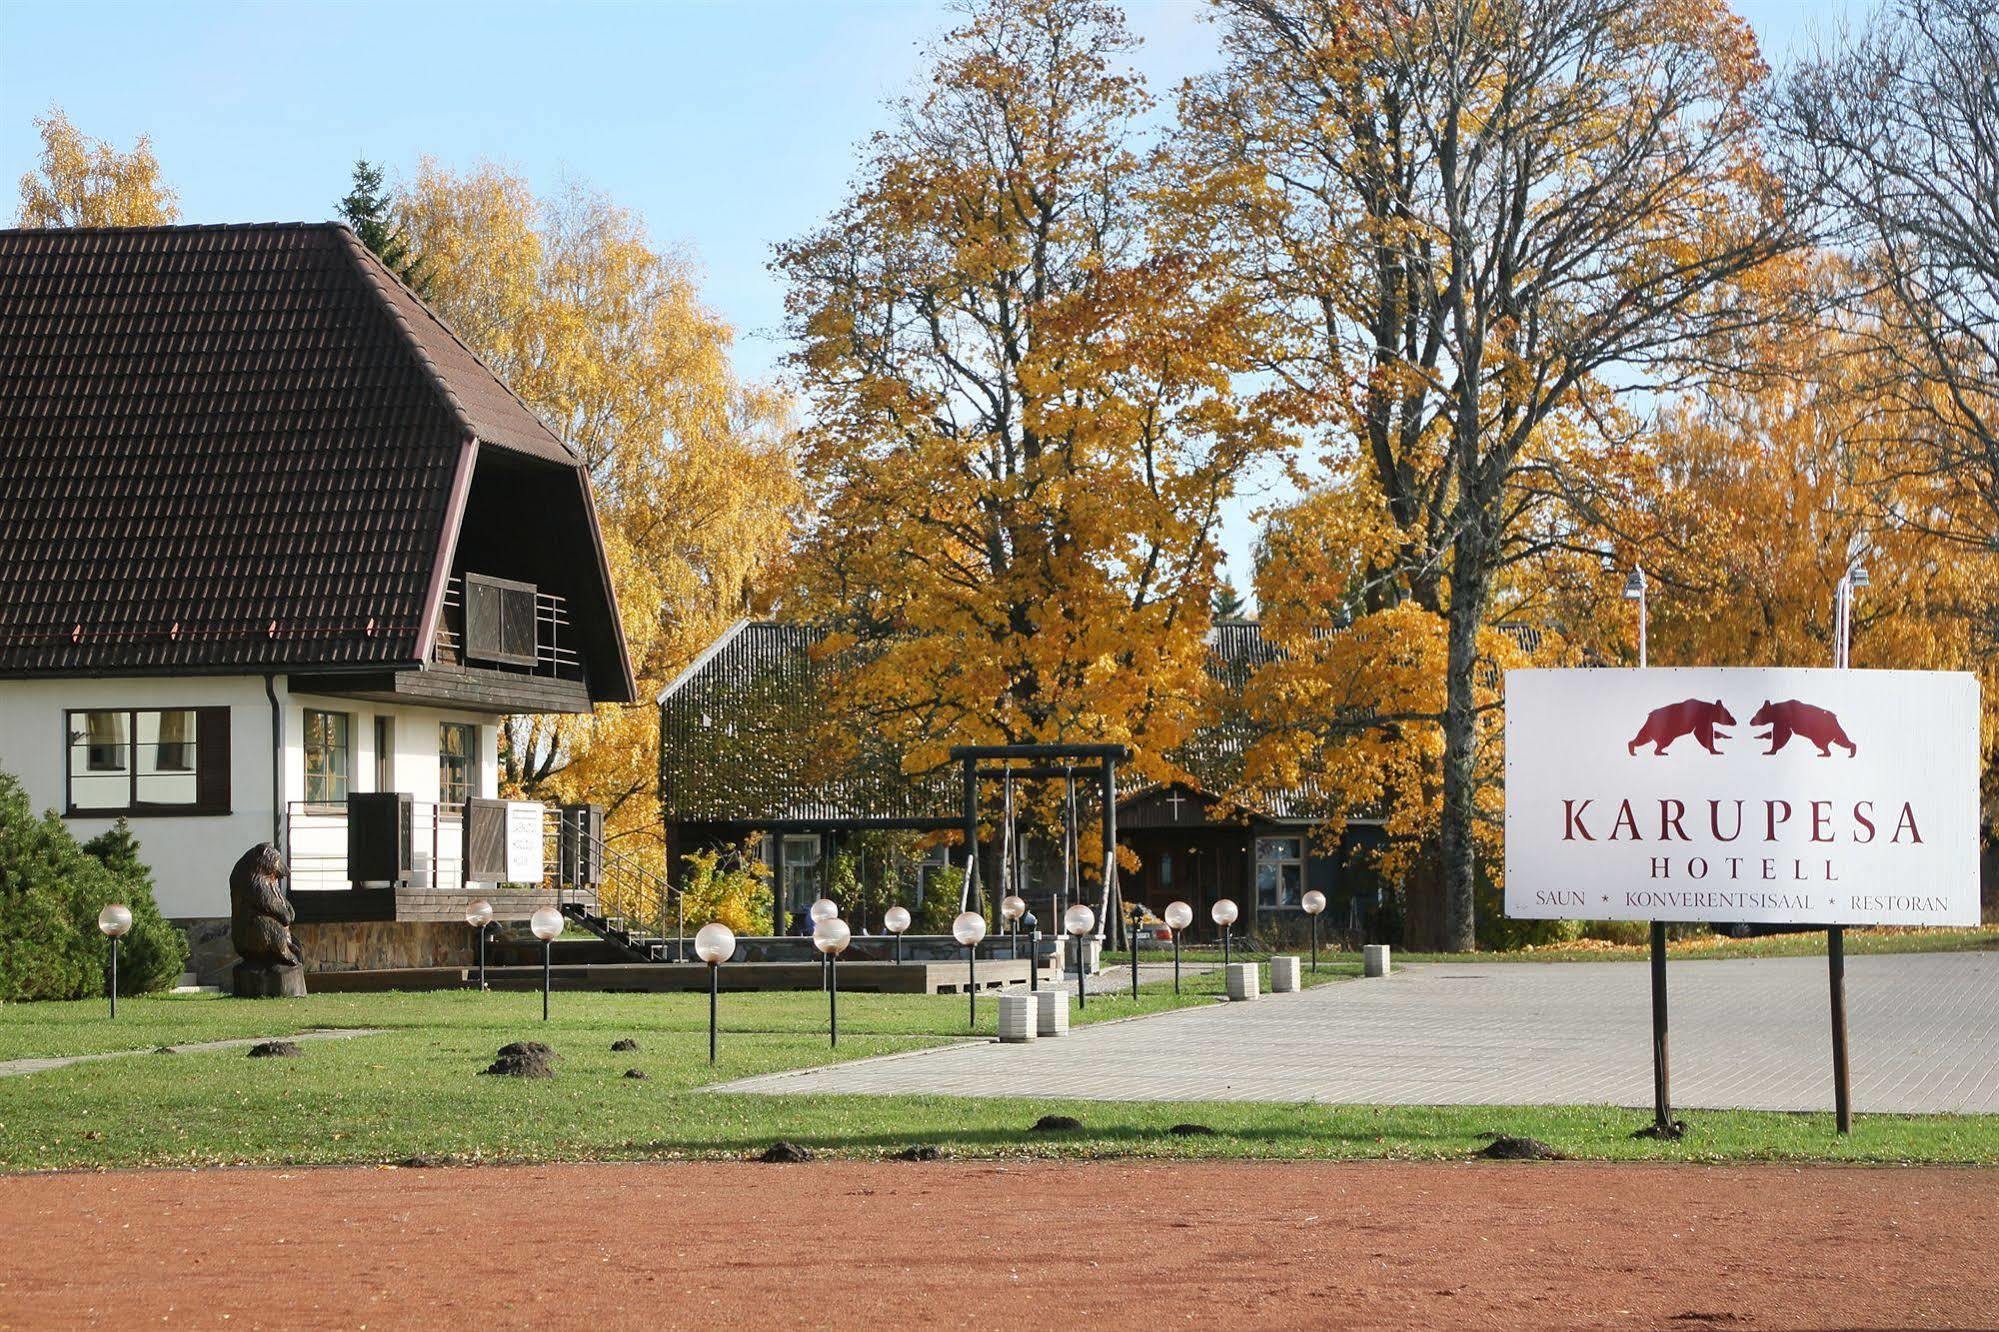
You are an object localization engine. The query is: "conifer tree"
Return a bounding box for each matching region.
[338,159,428,293]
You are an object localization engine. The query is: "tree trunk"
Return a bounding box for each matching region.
[1438,530,1491,953]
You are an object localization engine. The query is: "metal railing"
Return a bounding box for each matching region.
[285,799,466,893]
[431,576,583,680]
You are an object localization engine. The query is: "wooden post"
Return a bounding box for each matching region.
[1101,755,1120,949]
[1650,920,1674,1135]
[961,753,980,913]
[1829,925,1852,1134]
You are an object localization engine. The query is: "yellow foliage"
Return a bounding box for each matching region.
[395,160,800,862]
[15,106,178,228]
[777,0,1282,811]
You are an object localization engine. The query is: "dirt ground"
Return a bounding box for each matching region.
[2,1160,1994,1329]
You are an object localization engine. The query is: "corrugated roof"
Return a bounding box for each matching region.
[657,619,1318,823]
[0,222,588,675]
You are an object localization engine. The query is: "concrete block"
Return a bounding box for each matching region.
[1270,955,1301,993]
[1225,961,1259,1002]
[997,992,1039,1043]
[1364,944,1391,978]
[1033,987,1071,1037]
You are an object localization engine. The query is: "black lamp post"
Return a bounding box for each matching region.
[813,916,852,1047]
[1129,905,1144,1000]
[694,923,736,1064]
[1163,900,1191,995]
[885,904,910,965]
[1302,890,1326,974]
[1212,898,1238,970]
[953,911,987,1030]
[1023,913,1039,992]
[97,904,131,1019]
[465,899,493,991]
[809,898,838,992]
[1064,904,1095,1011]
[530,906,563,1022]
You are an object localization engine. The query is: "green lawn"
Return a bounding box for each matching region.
[2,964,1992,1172]
[0,958,1353,1063]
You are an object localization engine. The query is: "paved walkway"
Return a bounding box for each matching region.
[717,952,1999,1112]
[0,1028,383,1078]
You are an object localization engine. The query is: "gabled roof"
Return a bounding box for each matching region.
[0,222,627,690]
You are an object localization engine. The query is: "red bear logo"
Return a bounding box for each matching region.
[1750,699,1856,756]
[1627,698,1736,755]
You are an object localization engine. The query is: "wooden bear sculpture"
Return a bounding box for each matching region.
[230,843,307,998]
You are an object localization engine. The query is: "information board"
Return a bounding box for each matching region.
[1505,668,1980,926]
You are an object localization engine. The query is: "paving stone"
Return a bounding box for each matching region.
[713,952,1999,1113]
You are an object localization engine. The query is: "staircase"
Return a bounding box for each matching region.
[554,828,691,963]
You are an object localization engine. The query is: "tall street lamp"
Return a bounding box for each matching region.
[465,898,493,991]
[1163,900,1192,994]
[1836,560,1869,669]
[884,904,911,965]
[1001,894,1026,962]
[530,906,563,1022]
[952,911,987,1031]
[810,897,839,991]
[1624,565,1648,668]
[813,916,852,1047]
[97,904,131,1019]
[1022,912,1039,992]
[1302,890,1326,973]
[1064,904,1095,1009]
[1212,898,1239,969]
[694,922,736,1065]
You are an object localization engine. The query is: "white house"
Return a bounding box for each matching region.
[0,222,634,979]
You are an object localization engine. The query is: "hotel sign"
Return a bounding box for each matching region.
[1505,668,1980,926]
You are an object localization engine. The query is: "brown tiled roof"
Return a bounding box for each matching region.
[0,222,584,675]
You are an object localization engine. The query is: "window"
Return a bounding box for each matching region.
[85,711,127,771]
[439,722,478,808]
[914,841,950,906]
[65,707,229,816]
[437,722,476,806]
[1256,836,1305,909]
[781,835,823,913]
[374,716,396,792]
[304,710,351,805]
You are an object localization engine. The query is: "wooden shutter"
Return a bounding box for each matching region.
[196,706,231,812]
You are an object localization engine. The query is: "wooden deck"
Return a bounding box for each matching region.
[307,959,1034,995]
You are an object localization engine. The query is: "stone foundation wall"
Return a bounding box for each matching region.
[176,918,234,986]
[293,921,475,973]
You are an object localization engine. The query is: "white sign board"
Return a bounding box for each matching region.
[503,801,546,885]
[1505,668,1980,926]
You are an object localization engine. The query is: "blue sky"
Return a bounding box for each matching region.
[0,0,1854,592]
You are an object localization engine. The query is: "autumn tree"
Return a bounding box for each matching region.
[15,106,178,227]
[396,160,799,851]
[777,0,1280,814]
[1575,308,1999,765]
[1190,0,1792,949]
[1773,0,1999,553]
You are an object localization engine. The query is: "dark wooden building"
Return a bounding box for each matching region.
[658,620,1388,941]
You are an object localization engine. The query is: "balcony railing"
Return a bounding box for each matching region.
[285,799,468,893]
[430,575,583,680]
